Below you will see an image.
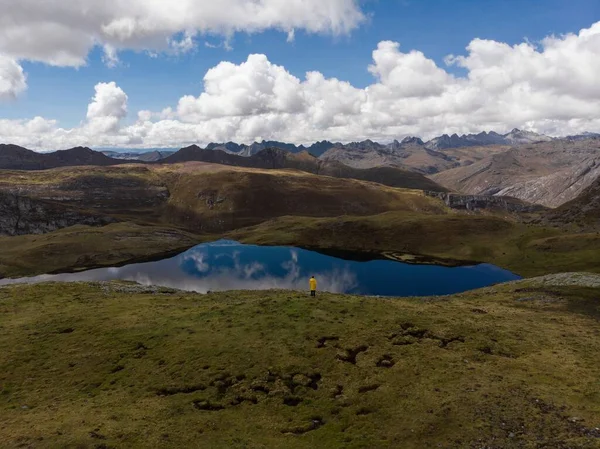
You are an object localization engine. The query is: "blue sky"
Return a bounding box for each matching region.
[0,0,600,147]
[4,0,598,128]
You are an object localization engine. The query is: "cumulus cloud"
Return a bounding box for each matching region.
[177,54,306,120]
[2,21,600,149]
[0,55,27,100]
[86,82,128,134]
[0,0,364,67]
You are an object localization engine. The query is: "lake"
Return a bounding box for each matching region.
[0,240,521,296]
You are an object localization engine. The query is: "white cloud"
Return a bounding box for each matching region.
[177,54,306,120]
[86,82,128,134]
[2,21,600,150]
[0,55,27,100]
[0,0,365,67]
[102,45,120,68]
[169,31,197,54]
[368,41,452,98]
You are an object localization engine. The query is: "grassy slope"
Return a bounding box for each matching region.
[0,223,208,278]
[230,212,600,277]
[2,163,600,279]
[2,211,600,279]
[0,282,599,448]
[160,167,448,232]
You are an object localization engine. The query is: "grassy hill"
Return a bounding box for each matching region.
[230,212,600,278]
[0,145,122,170]
[0,163,447,234]
[0,223,207,278]
[2,163,600,279]
[162,146,447,191]
[0,163,452,277]
[0,281,599,448]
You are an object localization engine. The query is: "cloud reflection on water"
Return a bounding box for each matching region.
[0,240,521,296]
[0,247,358,294]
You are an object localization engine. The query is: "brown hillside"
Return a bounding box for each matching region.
[163,145,447,191]
[431,138,600,207]
[544,176,600,229]
[0,163,448,236]
[0,144,122,170]
[160,165,448,232]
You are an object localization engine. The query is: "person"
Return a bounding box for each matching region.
[309,276,317,297]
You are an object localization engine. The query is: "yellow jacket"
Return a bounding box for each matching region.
[309,277,317,291]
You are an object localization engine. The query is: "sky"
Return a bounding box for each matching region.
[0,0,599,150]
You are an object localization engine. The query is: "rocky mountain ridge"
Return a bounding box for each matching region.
[162,145,447,192]
[544,176,600,229]
[431,138,600,208]
[102,150,176,162]
[0,145,122,170]
[206,128,557,157]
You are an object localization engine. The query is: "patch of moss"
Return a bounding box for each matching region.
[0,282,599,448]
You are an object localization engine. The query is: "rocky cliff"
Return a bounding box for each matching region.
[0,191,114,236]
[431,138,600,207]
[543,176,600,229]
[425,191,547,214]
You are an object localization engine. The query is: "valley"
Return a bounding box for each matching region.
[5,4,600,448]
[1,134,600,449]
[2,133,600,280]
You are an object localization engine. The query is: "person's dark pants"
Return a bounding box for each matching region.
[311,290,316,297]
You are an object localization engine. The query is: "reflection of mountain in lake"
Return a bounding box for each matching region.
[0,240,520,296]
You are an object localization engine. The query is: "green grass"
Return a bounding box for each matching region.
[230,212,600,277]
[2,164,600,280]
[0,223,210,278]
[3,211,600,280]
[0,282,599,448]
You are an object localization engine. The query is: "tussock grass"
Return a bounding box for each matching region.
[0,282,599,447]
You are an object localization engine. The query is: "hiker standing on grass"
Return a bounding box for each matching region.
[310,276,317,297]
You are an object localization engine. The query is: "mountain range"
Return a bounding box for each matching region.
[2,128,599,209]
[0,144,121,170]
[162,145,446,191]
[431,138,600,208]
[0,144,446,192]
[205,128,555,159]
[101,150,176,162]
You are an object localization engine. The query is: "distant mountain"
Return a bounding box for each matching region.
[564,132,600,141]
[101,150,176,162]
[205,142,245,153]
[205,140,335,157]
[431,138,600,208]
[320,139,457,175]
[0,145,121,170]
[503,128,553,145]
[425,129,551,150]
[316,130,556,174]
[162,145,447,192]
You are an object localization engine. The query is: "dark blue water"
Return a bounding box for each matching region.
[0,240,520,296]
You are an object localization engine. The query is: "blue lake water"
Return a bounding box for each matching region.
[0,240,521,296]
[0,240,520,296]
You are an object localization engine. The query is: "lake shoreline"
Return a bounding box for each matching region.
[0,240,520,297]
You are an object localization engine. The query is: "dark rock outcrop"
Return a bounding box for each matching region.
[425,191,547,213]
[0,191,115,236]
